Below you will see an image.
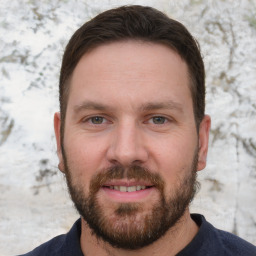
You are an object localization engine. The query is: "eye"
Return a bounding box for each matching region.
[89,116,105,124]
[151,116,167,124]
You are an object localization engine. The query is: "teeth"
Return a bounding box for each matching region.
[120,186,126,192]
[110,185,147,192]
[137,185,146,190]
[127,186,136,192]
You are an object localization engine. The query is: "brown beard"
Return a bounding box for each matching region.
[63,151,199,250]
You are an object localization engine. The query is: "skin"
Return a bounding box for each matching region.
[54,41,211,256]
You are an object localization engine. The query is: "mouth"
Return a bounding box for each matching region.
[100,181,156,202]
[103,185,151,192]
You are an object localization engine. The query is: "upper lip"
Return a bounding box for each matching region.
[102,180,153,187]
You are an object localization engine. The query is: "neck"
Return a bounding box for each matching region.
[80,209,199,256]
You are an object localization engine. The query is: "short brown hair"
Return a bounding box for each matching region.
[59,5,205,133]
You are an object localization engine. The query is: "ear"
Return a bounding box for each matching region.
[54,112,65,173]
[197,115,211,171]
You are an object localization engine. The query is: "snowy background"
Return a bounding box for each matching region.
[0,0,256,255]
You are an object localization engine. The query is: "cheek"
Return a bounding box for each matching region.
[149,133,197,181]
[63,136,107,185]
[152,133,197,162]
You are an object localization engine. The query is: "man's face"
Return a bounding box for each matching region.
[54,41,210,249]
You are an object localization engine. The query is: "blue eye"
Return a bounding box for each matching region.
[152,116,166,124]
[90,116,104,124]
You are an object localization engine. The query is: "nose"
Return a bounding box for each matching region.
[106,121,149,166]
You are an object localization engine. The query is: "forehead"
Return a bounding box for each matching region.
[68,41,192,112]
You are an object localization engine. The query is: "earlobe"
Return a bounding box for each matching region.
[197,115,211,171]
[54,112,65,173]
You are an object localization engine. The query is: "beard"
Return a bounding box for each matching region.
[63,150,199,250]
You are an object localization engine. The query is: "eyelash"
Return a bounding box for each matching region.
[83,116,108,125]
[147,116,168,125]
[82,115,172,127]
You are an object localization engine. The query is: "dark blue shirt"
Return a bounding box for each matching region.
[18,214,256,256]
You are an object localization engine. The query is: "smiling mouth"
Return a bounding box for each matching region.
[100,182,156,202]
[103,185,152,192]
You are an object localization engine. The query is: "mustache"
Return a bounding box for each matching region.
[89,165,165,195]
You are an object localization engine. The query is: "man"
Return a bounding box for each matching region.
[20,5,256,256]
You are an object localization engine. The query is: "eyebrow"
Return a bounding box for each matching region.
[73,100,183,114]
[73,101,113,113]
[139,101,183,112]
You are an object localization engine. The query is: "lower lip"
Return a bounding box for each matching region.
[101,187,156,202]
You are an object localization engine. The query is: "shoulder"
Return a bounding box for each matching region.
[17,219,83,256]
[215,227,256,256]
[178,214,256,256]
[17,234,66,256]
[196,214,256,256]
